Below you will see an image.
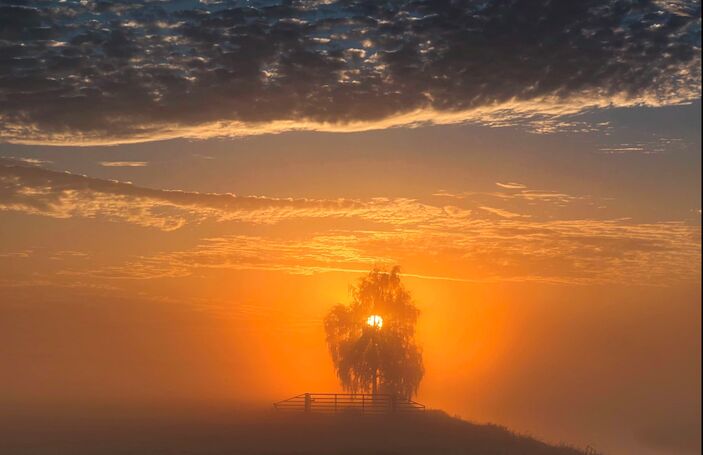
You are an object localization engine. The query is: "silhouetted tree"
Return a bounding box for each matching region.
[324,266,424,400]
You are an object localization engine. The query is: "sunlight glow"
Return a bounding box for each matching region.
[366,314,383,329]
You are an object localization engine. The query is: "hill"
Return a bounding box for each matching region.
[1,407,596,455]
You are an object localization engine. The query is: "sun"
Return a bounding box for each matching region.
[366,314,383,329]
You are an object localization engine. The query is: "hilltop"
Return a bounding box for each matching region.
[256,410,592,455]
[1,407,595,455]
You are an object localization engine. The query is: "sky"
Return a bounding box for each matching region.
[0,1,701,454]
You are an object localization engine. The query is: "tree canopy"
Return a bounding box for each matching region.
[324,267,424,399]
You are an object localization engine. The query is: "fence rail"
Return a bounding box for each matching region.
[273,393,425,414]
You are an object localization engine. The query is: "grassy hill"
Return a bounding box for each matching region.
[1,407,597,454]
[257,410,594,455]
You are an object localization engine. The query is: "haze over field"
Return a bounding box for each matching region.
[0,1,701,454]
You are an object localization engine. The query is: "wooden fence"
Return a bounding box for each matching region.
[273,393,425,414]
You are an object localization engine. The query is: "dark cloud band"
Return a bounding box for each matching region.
[0,0,700,144]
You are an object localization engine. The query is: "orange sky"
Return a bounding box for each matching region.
[1,104,701,454]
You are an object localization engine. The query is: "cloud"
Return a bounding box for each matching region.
[495,182,527,190]
[596,137,688,155]
[99,161,149,167]
[478,206,529,219]
[76,217,701,286]
[1,156,53,166]
[1,160,697,286]
[598,145,649,154]
[0,0,699,145]
[436,183,584,207]
[432,190,470,199]
[0,158,475,230]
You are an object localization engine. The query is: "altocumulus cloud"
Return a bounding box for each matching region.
[0,0,700,145]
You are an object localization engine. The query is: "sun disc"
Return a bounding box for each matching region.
[366,314,383,328]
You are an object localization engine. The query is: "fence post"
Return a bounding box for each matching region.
[304,393,311,413]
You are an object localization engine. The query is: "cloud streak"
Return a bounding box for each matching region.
[1,160,698,286]
[75,218,701,286]
[99,161,149,167]
[0,159,475,230]
[0,0,699,145]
